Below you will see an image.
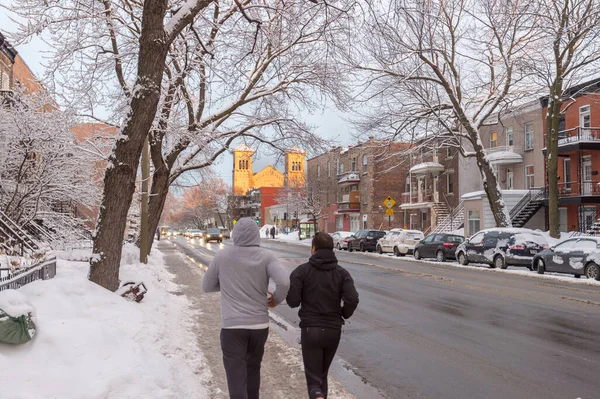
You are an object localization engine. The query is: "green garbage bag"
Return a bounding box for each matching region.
[0,310,36,345]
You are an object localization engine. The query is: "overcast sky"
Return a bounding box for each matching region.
[0,10,353,187]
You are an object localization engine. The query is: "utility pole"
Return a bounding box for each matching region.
[140,136,149,264]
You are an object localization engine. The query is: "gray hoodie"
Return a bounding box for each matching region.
[202,218,289,328]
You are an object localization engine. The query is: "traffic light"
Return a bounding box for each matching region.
[255,218,260,225]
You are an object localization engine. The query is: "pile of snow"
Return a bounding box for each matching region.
[278,230,300,241]
[0,244,208,399]
[0,289,36,319]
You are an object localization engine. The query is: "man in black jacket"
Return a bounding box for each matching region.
[287,232,359,399]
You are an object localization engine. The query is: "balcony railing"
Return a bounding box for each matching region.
[486,145,524,156]
[337,172,360,184]
[401,189,434,204]
[556,180,600,197]
[549,127,600,146]
[338,202,360,212]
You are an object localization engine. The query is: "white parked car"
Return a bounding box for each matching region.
[377,229,425,256]
[331,231,355,250]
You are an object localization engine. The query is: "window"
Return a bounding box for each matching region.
[422,235,434,243]
[362,190,367,204]
[1,72,9,90]
[317,164,321,178]
[580,105,591,128]
[362,154,368,173]
[447,170,454,194]
[336,158,340,174]
[469,231,484,244]
[352,157,357,171]
[576,239,597,252]
[446,146,452,158]
[468,211,481,236]
[327,161,331,177]
[506,127,514,146]
[525,122,533,150]
[564,158,571,190]
[554,239,576,253]
[490,132,498,148]
[525,165,534,189]
[339,162,345,174]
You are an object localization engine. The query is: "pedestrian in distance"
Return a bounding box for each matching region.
[203,217,289,399]
[270,226,276,239]
[287,232,359,399]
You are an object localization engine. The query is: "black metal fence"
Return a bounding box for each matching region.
[0,258,57,291]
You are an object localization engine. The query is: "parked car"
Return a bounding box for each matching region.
[331,231,354,250]
[455,228,548,269]
[413,233,465,262]
[347,230,386,252]
[204,228,223,243]
[532,236,600,280]
[220,229,231,239]
[377,229,425,256]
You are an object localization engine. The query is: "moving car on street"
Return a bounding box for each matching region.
[455,228,548,269]
[204,228,223,243]
[413,233,465,262]
[377,229,424,256]
[331,231,354,250]
[187,229,204,239]
[347,229,386,252]
[220,228,231,239]
[532,236,600,280]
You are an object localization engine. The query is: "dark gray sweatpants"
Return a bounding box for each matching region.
[220,328,269,399]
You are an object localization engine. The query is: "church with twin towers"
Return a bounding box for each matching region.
[231,145,306,196]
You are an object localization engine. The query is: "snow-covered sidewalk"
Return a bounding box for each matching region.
[158,241,354,399]
[0,244,209,399]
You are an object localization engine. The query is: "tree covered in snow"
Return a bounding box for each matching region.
[8,0,353,290]
[275,174,325,226]
[0,91,99,228]
[344,0,539,228]
[524,0,600,238]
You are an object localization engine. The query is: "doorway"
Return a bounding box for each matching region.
[506,170,514,190]
[582,156,592,195]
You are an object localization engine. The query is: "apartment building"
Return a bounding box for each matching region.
[458,102,547,236]
[307,140,410,233]
[400,138,461,234]
[541,78,600,233]
[0,33,17,99]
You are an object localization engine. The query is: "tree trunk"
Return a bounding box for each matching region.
[472,139,511,227]
[146,167,171,252]
[89,0,170,291]
[546,80,563,238]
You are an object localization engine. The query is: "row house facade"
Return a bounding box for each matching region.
[542,78,600,233]
[307,141,410,233]
[459,101,547,236]
[400,139,461,234]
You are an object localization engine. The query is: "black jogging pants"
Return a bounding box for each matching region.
[300,327,342,399]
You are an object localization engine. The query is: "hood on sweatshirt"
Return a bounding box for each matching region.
[309,249,338,270]
[232,217,261,247]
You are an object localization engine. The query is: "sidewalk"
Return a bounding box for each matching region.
[158,241,354,399]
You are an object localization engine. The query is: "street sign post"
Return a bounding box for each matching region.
[383,196,396,227]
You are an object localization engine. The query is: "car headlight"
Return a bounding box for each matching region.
[219,234,223,237]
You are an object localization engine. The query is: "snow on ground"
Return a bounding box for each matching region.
[274,230,312,246]
[0,244,209,399]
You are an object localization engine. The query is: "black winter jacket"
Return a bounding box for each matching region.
[286,249,359,329]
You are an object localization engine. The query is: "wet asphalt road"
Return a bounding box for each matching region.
[168,237,600,399]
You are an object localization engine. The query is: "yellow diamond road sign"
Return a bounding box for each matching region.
[385,208,394,216]
[233,219,237,225]
[384,196,396,209]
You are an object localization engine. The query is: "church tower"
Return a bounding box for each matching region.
[232,145,255,195]
[285,148,307,187]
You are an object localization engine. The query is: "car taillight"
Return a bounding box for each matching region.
[509,244,525,250]
[366,236,373,239]
[443,242,455,248]
[343,239,348,242]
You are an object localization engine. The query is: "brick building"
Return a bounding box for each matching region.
[0,32,17,99]
[307,140,410,233]
[541,78,600,233]
[401,138,461,234]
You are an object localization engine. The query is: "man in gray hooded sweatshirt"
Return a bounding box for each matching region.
[203,217,289,399]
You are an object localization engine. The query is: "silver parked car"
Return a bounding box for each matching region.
[331,231,355,250]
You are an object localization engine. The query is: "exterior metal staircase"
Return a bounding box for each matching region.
[510,188,545,228]
[431,201,465,234]
[0,210,40,255]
